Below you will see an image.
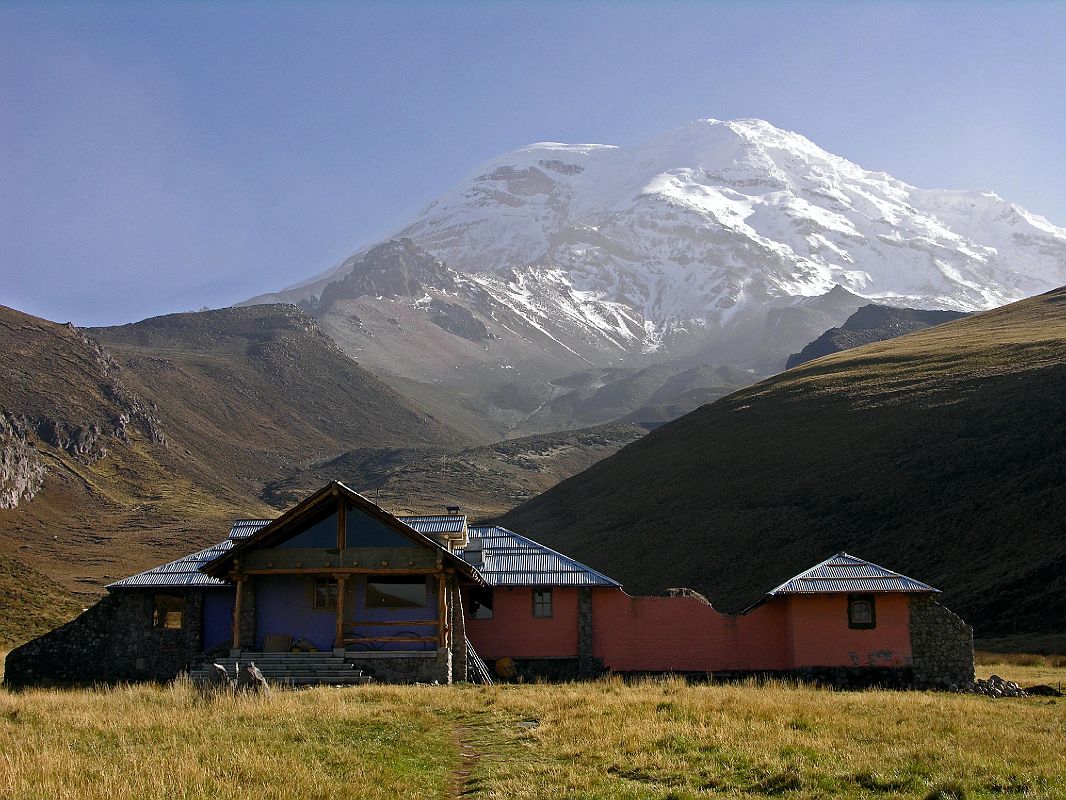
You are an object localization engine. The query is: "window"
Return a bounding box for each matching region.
[314,578,338,611]
[469,588,494,620]
[366,576,427,609]
[533,588,553,618]
[848,594,876,629]
[152,594,185,629]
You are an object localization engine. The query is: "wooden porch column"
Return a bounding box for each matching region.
[334,574,347,649]
[437,571,450,649]
[231,575,245,650]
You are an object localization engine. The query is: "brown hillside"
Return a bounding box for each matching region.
[502,288,1066,644]
[0,304,469,642]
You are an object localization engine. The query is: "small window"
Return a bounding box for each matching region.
[533,588,553,618]
[848,594,876,629]
[314,578,338,611]
[366,576,427,609]
[469,588,494,620]
[152,594,185,629]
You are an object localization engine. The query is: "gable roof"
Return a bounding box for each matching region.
[764,552,937,598]
[199,481,484,584]
[458,526,620,587]
[200,480,483,584]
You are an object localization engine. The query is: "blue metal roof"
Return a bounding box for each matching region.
[228,519,271,540]
[398,515,467,534]
[110,516,612,591]
[107,540,235,589]
[766,552,938,596]
[459,526,620,587]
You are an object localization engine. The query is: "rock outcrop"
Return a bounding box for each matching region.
[0,412,46,509]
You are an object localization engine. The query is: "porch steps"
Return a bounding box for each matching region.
[189,652,372,687]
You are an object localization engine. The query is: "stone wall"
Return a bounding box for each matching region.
[343,652,450,683]
[909,595,975,689]
[4,589,204,687]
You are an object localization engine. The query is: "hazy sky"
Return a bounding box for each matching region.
[3,1,1065,326]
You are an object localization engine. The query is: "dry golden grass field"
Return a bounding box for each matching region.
[1,657,1064,800]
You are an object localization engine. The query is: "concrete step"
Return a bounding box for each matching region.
[190,651,383,686]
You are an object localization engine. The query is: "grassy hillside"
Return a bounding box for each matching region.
[0,304,470,641]
[265,423,649,520]
[1,678,1063,799]
[502,288,1066,642]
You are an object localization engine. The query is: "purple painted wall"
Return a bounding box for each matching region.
[255,576,337,651]
[250,574,442,652]
[202,588,236,651]
[344,575,438,652]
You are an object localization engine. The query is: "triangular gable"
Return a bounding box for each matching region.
[200,481,483,584]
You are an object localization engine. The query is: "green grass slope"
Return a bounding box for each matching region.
[502,288,1066,641]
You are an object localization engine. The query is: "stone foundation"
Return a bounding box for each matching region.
[4,589,205,687]
[343,651,452,683]
[910,595,975,689]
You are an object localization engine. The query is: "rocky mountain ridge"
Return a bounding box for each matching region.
[786,305,972,368]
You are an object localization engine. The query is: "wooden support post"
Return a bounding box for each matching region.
[437,572,449,650]
[337,499,346,550]
[334,574,347,649]
[231,575,245,650]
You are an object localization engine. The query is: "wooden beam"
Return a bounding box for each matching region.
[239,571,443,576]
[231,576,244,650]
[337,499,346,550]
[342,635,439,644]
[437,572,449,650]
[345,619,437,627]
[334,574,347,649]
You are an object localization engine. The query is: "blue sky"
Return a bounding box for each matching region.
[3,1,1065,326]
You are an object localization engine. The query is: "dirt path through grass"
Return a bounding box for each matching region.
[451,725,481,797]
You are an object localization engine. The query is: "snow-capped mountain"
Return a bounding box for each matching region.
[246,119,1066,436]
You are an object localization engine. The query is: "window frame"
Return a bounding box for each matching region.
[365,575,428,610]
[313,577,339,611]
[151,593,185,630]
[469,587,494,620]
[847,593,876,629]
[532,587,553,619]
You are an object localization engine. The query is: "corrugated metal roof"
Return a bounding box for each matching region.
[107,541,235,589]
[398,515,467,534]
[459,526,620,587]
[767,553,938,596]
[228,519,271,540]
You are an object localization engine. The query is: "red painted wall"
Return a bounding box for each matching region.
[785,594,912,668]
[590,590,791,672]
[466,586,915,672]
[465,586,579,659]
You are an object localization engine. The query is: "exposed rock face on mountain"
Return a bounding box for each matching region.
[245,119,1066,437]
[0,413,45,509]
[308,239,459,314]
[502,287,1066,645]
[786,305,972,368]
